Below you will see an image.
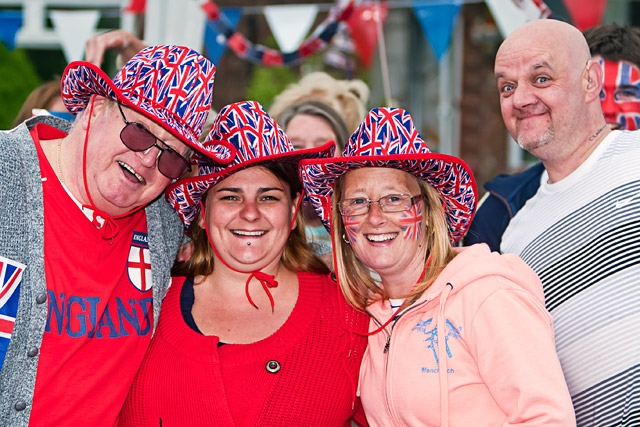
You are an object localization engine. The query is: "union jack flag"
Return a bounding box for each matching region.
[399,201,423,241]
[342,214,362,244]
[600,59,640,130]
[0,256,26,370]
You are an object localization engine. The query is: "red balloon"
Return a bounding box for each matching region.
[563,0,607,31]
[346,3,389,68]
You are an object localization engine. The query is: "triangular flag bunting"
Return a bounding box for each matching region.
[264,5,318,53]
[485,0,536,37]
[562,0,607,31]
[123,0,146,14]
[50,10,100,62]
[413,1,461,61]
[0,10,22,50]
[347,2,389,68]
[204,7,242,65]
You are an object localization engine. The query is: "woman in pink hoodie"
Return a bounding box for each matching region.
[299,107,576,427]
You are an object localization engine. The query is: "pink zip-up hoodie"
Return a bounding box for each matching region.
[358,244,576,427]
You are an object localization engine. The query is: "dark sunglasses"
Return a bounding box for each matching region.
[117,103,191,180]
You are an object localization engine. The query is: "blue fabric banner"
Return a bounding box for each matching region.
[413,1,461,61]
[204,7,242,65]
[0,11,22,50]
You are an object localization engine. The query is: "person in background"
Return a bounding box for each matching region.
[299,107,575,427]
[584,22,640,130]
[118,100,369,427]
[495,19,640,425]
[275,100,350,266]
[13,77,74,126]
[269,71,369,134]
[0,45,216,427]
[463,22,640,251]
[276,99,349,151]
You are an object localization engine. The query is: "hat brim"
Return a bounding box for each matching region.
[61,60,205,154]
[299,153,477,244]
[167,139,336,231]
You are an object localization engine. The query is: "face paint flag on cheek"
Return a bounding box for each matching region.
[600,59,640,130]
[399,202,423,241]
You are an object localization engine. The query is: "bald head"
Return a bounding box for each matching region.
[497,19,591,74]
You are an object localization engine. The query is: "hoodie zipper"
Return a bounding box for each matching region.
[367,299,430,425]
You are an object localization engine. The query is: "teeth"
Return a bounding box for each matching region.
[233,230,265,237]
[366,233,397,242]
[118,161,144,182]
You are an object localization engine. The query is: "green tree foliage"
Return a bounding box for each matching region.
[0,43,41,129]
[245,65,299,110]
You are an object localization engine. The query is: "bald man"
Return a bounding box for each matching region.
[494,19,640,426]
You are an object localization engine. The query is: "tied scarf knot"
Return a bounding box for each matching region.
[245,271,279,313]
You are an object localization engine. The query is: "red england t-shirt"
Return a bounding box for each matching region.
[29,124,154,427]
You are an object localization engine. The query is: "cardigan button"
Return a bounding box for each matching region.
[266,360,281,374]
[35,293,47,304]
[27,347,39,357]
[14,400,27,411]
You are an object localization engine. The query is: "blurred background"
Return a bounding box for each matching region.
[0,0,637,191]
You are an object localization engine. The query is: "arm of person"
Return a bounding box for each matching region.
[85,29,147,67]
[470,284,576,426]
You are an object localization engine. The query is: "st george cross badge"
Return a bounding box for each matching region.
[127,231,153,292]
[0,255,26,369]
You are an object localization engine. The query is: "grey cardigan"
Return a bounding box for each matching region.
[0,116,183,426]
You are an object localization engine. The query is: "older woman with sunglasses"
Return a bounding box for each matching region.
[299,108,576,426]
[117,101,369,427]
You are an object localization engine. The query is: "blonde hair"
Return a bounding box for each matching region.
[332,171,457,310]
[269,72,369,133]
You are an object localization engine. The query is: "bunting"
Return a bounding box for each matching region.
[198,0,353,67]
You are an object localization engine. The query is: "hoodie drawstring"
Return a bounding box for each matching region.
[437,282,453,427]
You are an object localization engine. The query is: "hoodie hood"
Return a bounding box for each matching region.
[417,243,544,307]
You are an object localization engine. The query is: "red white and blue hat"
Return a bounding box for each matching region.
[166,100,335,230]
[61,44,216,155]
[299,107,477,244]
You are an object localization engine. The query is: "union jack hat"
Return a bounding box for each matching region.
[166,100,335,230]
[61,45,216,154]
[299,107,477,244]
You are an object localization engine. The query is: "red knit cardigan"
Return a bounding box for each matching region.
[118,272,369,427]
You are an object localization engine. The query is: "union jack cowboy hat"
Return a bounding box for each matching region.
[166,100,335,230]
[61,44,216,154]
[299,107,477,244]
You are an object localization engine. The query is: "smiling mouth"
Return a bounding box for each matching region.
[365,232,397,242]
[232,230,266,237]
[118,161,145,183]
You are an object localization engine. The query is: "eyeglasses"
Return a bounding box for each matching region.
[338,194,422,216]
[117,103,191,180]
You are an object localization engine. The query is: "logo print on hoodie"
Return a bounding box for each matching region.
[412,318,462,365]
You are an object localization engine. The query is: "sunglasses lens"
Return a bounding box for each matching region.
[120,121,189,179]
[158,151,189,180]
[120,122,156,151]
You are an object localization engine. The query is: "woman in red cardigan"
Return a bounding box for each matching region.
[117,101,369,427]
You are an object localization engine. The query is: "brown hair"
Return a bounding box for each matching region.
[332,170,457,310]
[584,23,640,68]
[13,78,65,126]
[172,162,330,277]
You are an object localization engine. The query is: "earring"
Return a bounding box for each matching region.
[342,233,351,244]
